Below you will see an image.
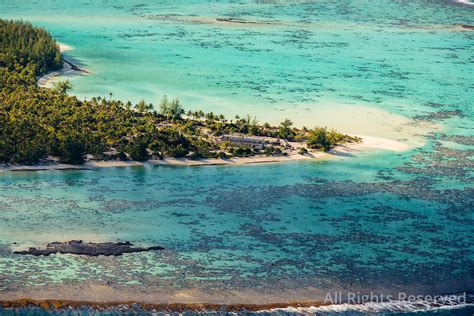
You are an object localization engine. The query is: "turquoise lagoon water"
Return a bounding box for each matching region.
[0,0,473,314]
[1,0,473,134]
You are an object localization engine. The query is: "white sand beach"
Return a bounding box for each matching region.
[37,42,89,87]
[37,62,73,87]
[0,135,409,172]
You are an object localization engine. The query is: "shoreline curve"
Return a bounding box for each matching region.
[0,299,326,312]
[37,43,89,87]
[0,135,411,173]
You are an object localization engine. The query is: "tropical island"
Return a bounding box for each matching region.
[0,20,361,170]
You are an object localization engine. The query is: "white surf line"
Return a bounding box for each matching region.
[455,0,474,6]
[262,293,473,314]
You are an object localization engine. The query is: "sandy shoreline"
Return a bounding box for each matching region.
[0,135,409,173]
[0,298,327,312]
[0,281,464,312]
[28,43,413,173]
[0,281,336,311]
[37,43,89,87]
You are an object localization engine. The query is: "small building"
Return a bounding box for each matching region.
[219,135,268,150]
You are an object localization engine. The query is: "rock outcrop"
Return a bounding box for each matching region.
[14,240,164,256]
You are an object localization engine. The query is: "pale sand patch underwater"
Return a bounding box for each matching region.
[168,91,437,147]
[144,14,472,33]
[58,43,73,52]
[41,40,438,149]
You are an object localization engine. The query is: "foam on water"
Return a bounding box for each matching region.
[456,0,474,6]
[264,293,474,314]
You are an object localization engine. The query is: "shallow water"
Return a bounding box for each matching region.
[0,0,473,314]
[0,149,472,303]
[1,0,473,132]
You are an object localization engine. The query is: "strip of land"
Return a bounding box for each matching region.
[0,281,460,312]
[0,299,327,312]
[0,135,409,172]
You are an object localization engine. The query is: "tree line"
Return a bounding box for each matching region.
[0,19,62,75]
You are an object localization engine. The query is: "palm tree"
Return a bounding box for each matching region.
[198,110,205,120]
[159,95,169,116]
[168,98,185,121]
[205,112,215,122]
[136,99,153,114]
[278,118,293,140]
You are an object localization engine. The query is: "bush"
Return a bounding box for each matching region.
[0,19,63,75]
[232,147,252,157]
[264,146,283,156]
[167,144,188,158]
[307,127,332,151]
[59,137,85,164]
[216,151,228,159]
[298,147,308,155]
[127,138,149,161]
[118,151,128,161]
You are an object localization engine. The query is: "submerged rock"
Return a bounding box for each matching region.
[14,240,164,257]
[215,17,273,25]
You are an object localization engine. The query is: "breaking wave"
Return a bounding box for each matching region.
[455,0,474,6]
[260,293,474,315]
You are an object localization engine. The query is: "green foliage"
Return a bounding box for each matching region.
[166,144,189,158]
[150,127,190,158]
[159,95,184,120]
[0,19,62,75]
[127,137,149,161]
[232,147,253,157]
[264,146,283,156]
[298,147,308,155]
[278,118,294,140]
[0,19,360,165]
[135,99,153,114]
[53,80,72,94]
[159,95,169,116]
[215,151,228,159]
[118,151,128,161]
[59,136,85,164]
[306,127,359,151]
[231,114,260,135]
[307,127,332,151]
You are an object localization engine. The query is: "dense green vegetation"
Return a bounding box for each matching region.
[0,20,62,75]
[0,19,360,165]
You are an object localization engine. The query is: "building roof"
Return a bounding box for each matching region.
[221,135,267,144]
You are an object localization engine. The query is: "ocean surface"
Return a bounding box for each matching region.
[0,0,473,314]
